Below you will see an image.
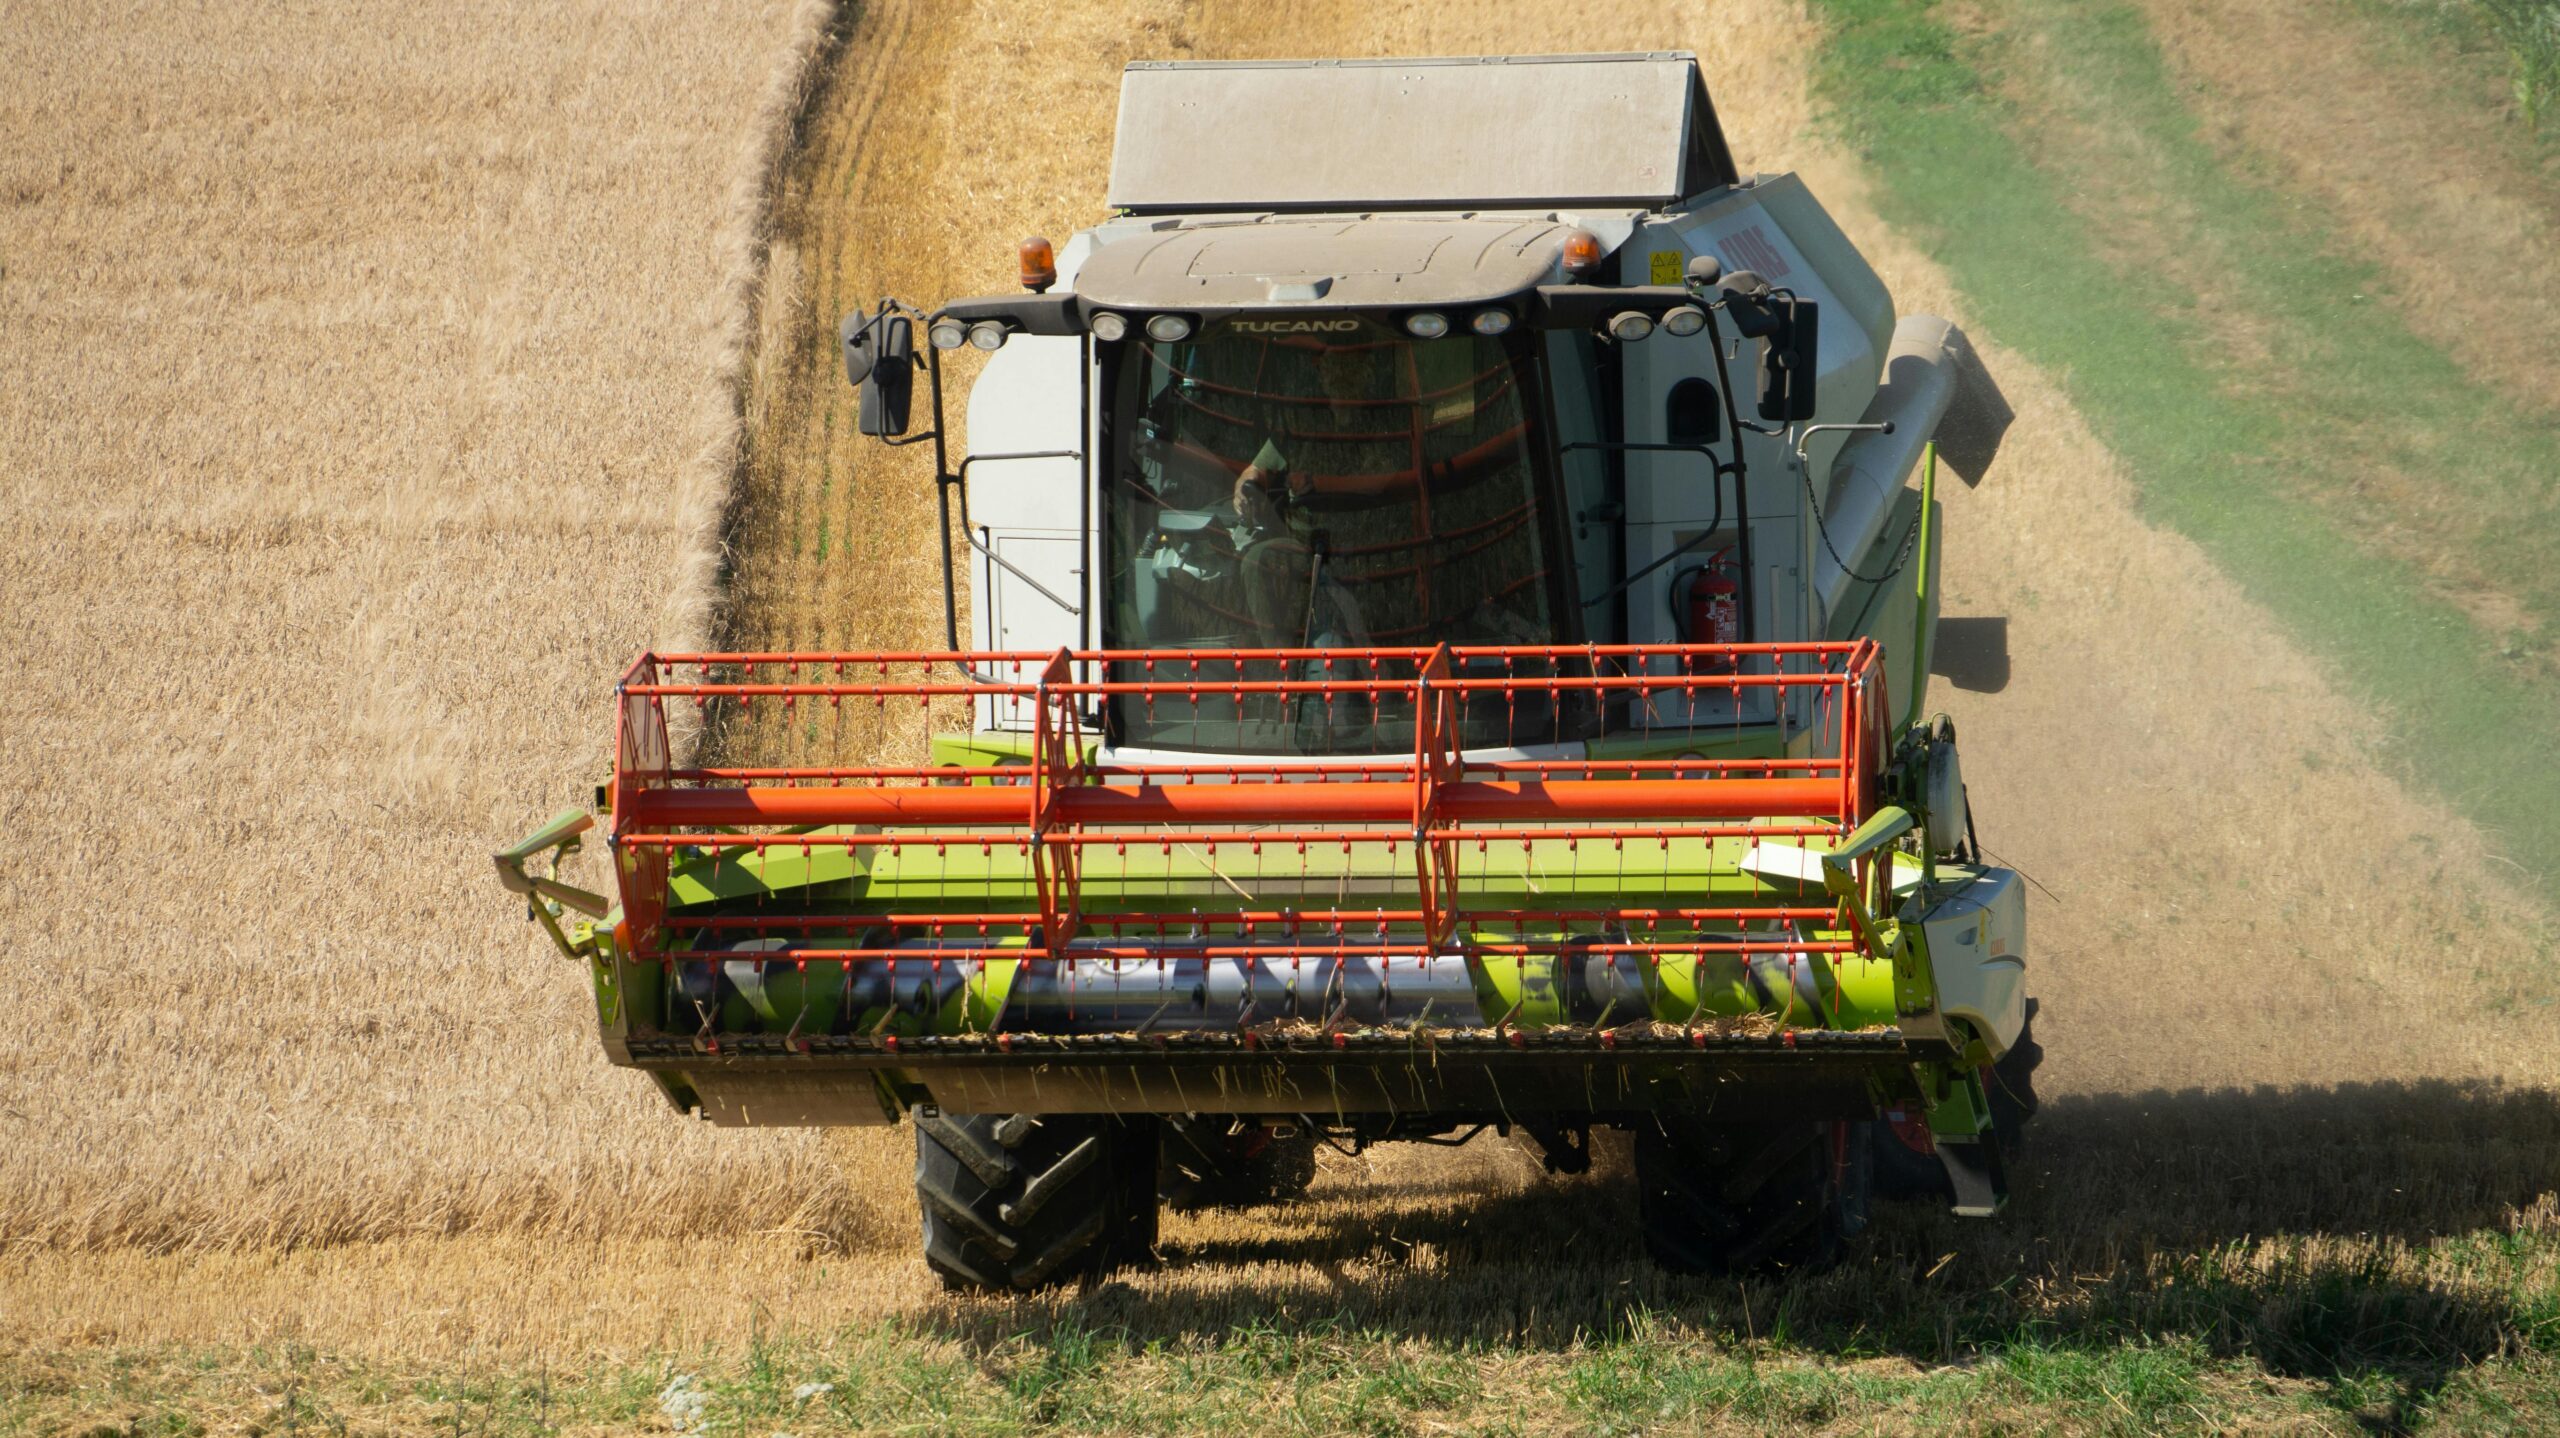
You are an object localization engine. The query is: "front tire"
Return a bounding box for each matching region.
[914,1109,1159,1291]
[1634,1116,1866,1276]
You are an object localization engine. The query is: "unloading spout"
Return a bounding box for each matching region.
[1813,316,2008,617]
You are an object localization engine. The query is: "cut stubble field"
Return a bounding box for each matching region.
[6,0,2560,1427]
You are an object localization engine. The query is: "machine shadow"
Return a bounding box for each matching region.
[913,1078,2557,1407]
[1930,614,2010,693]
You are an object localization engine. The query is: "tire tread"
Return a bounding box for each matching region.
[915,1109,1154,1291]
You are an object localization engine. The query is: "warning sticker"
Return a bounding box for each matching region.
[1648,250,1683,285]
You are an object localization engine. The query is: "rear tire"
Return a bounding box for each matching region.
[914,1109,1159,1291]
[1160,1116,1319,1210]
[1634,1115,1865,1276]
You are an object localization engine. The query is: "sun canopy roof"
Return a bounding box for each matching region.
[1073,216,1577,311]
[1107,53,1738,214]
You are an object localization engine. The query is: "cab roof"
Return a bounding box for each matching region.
[1107,54,1739,215]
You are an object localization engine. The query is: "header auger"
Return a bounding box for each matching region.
[498,52,2033,1286]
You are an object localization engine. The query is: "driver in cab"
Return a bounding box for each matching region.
[1221,345,1386,647]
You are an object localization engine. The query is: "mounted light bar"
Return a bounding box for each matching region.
[1528,283,1701,330]
[945,292,1710,345]
[929,292,1082,340]
[921,285,1728,349]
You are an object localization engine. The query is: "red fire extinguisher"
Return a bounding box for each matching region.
[1678,549,1741,675]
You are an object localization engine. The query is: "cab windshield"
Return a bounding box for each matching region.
[1102,317,1582,754]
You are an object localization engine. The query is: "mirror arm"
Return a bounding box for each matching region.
[1529,284,1697,329]
[935,292,1082,336]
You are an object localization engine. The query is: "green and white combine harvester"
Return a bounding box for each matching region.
[497,54,2037,1287]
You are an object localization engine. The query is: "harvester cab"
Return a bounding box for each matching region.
[498,53,2036,1287]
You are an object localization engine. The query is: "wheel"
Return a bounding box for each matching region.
[1634,1115,1867,1276]
[1873,998,2043,1200]
[913,1108,1159,1291]
[1159,1115,1318,1210]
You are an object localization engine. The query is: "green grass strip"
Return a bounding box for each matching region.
[1809,0,2560,904]
[18,1320,2558,1436]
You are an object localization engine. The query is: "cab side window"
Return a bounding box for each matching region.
[1666,377,1720,446]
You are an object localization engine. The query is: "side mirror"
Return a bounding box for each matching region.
[841,310,915,438]
[1757,295,1819,423]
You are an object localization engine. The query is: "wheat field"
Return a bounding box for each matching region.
[4,0,2557,1369]
[0,0,848,1254]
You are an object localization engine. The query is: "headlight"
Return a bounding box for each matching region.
[1088,311,1129,342]
[967,321,1009,352]
[1144,313,1194,343]
[1607,311,1656,342]
[1404,311,1450,339]
[1660,305,1707,337]
[927,318,969,350]
[1470,308,1514,336]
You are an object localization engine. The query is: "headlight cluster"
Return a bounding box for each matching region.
[1080,312,1196,343]
[927,318,1027,352]
[1404,309,1516,338]
[1609,305,1708,342]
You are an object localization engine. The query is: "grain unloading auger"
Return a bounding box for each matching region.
[497,53,2036,1285]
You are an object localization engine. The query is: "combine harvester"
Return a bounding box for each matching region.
[498,54,2036,1286]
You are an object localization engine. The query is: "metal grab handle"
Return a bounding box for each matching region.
[1557,440,1731,611]
[1794,420,1894,469]
[971,526,1081,616]
[944,448,1084,683]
